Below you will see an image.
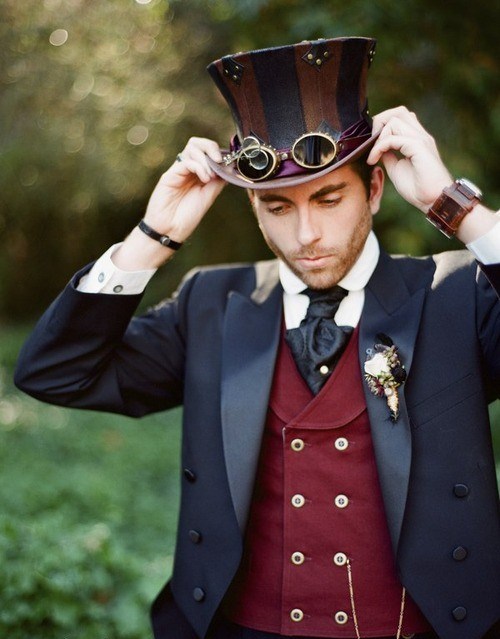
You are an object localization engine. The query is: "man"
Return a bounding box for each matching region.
[14,37,500,639]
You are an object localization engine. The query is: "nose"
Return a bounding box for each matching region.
[296,207,321,246]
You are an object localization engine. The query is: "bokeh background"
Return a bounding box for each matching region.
[0,0,499,637]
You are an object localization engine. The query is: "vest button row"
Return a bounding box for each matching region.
[289,437,350,452]
[290,607,353,626]
[291,494,306,508]
[291,551,305,565]
[290,608,304,622]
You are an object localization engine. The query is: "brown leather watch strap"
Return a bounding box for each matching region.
[426,179,482,238]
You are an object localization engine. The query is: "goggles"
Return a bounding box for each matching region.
[221,119,373,183]
[223,132,340,182]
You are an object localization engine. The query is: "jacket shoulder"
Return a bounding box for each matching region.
[389,249,477,294]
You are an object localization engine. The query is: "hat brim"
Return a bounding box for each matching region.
[206,130,380,190]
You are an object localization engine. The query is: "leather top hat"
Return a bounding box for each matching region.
[206,36,378,189]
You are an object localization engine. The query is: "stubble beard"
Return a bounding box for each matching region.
[263,206,372,290]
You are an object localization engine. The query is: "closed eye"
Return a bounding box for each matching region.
[267,204,290,215]
[317,197,341,207]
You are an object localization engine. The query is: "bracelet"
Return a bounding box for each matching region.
[137,219,183,251]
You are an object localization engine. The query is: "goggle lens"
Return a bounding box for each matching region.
[292,133,338,169]
[236,137,278,181]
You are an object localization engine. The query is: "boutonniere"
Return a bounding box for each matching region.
[364,333,407,422]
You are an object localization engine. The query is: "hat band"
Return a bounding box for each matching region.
[223,118,372,183]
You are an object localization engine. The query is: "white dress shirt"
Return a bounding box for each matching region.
[280,231,379,329]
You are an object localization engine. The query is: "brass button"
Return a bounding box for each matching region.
[291,494,306,508]
[290,608,304,622]
[291,551,305,565]
[402,634,415,638]
[333,552,347,566]
[319,365,329,375]
[334,494,349,509]
[334,437,349,451]
[334,611,349,625]
[291,438,305,452]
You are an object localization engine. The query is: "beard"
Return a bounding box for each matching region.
[261,205,372,290]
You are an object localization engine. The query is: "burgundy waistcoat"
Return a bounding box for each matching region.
[223,328,431,637]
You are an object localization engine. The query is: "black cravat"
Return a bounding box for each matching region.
[285,286,353,395]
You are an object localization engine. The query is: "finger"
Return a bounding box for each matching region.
[184,137,223,163]
[367,133,419,165]
[372,106,419,132]
[179,157,215,184]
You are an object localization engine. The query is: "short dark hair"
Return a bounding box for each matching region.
[349,152,374,198]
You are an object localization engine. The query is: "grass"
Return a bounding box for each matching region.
[0,324,181,638]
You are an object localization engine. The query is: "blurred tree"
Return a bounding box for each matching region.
[0,0,498,318]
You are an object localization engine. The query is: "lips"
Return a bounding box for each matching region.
[295,254,333,269]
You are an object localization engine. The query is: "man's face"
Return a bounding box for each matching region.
[249,164,384,289]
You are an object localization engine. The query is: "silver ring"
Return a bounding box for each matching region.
[176,153,183,162]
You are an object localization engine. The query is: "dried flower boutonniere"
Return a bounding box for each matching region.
[364,333,407,422]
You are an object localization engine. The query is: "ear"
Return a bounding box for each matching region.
[368,166,385,216]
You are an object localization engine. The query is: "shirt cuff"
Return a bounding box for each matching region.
[77,243,157,294]
[466,216,500,265]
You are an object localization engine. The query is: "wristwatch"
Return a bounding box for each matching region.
[426,178,482,238]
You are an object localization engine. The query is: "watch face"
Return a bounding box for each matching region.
[458,178,482,199]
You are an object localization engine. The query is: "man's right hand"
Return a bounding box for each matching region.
[112,137,226,271]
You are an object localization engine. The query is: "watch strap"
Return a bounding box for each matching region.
[426,180,481,238]
[137,219,183,250]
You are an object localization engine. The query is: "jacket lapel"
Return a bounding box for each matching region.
[359,250,427,555]
[221,260,282,533]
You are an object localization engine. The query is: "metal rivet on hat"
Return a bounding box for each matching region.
[302,41,331,70]
[221,56,244,85]
[368,44,377,66]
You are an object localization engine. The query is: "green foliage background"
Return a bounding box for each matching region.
[1,0,499,636]
[1,0,499,318]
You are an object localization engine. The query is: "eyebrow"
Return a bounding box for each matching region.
[256,182,348,204]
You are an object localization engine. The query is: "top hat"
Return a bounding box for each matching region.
[206,37,377,189]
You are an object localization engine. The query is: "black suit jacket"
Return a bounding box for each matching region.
[14,249,500,639]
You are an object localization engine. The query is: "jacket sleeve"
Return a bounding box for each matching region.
[14,265,196,417]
